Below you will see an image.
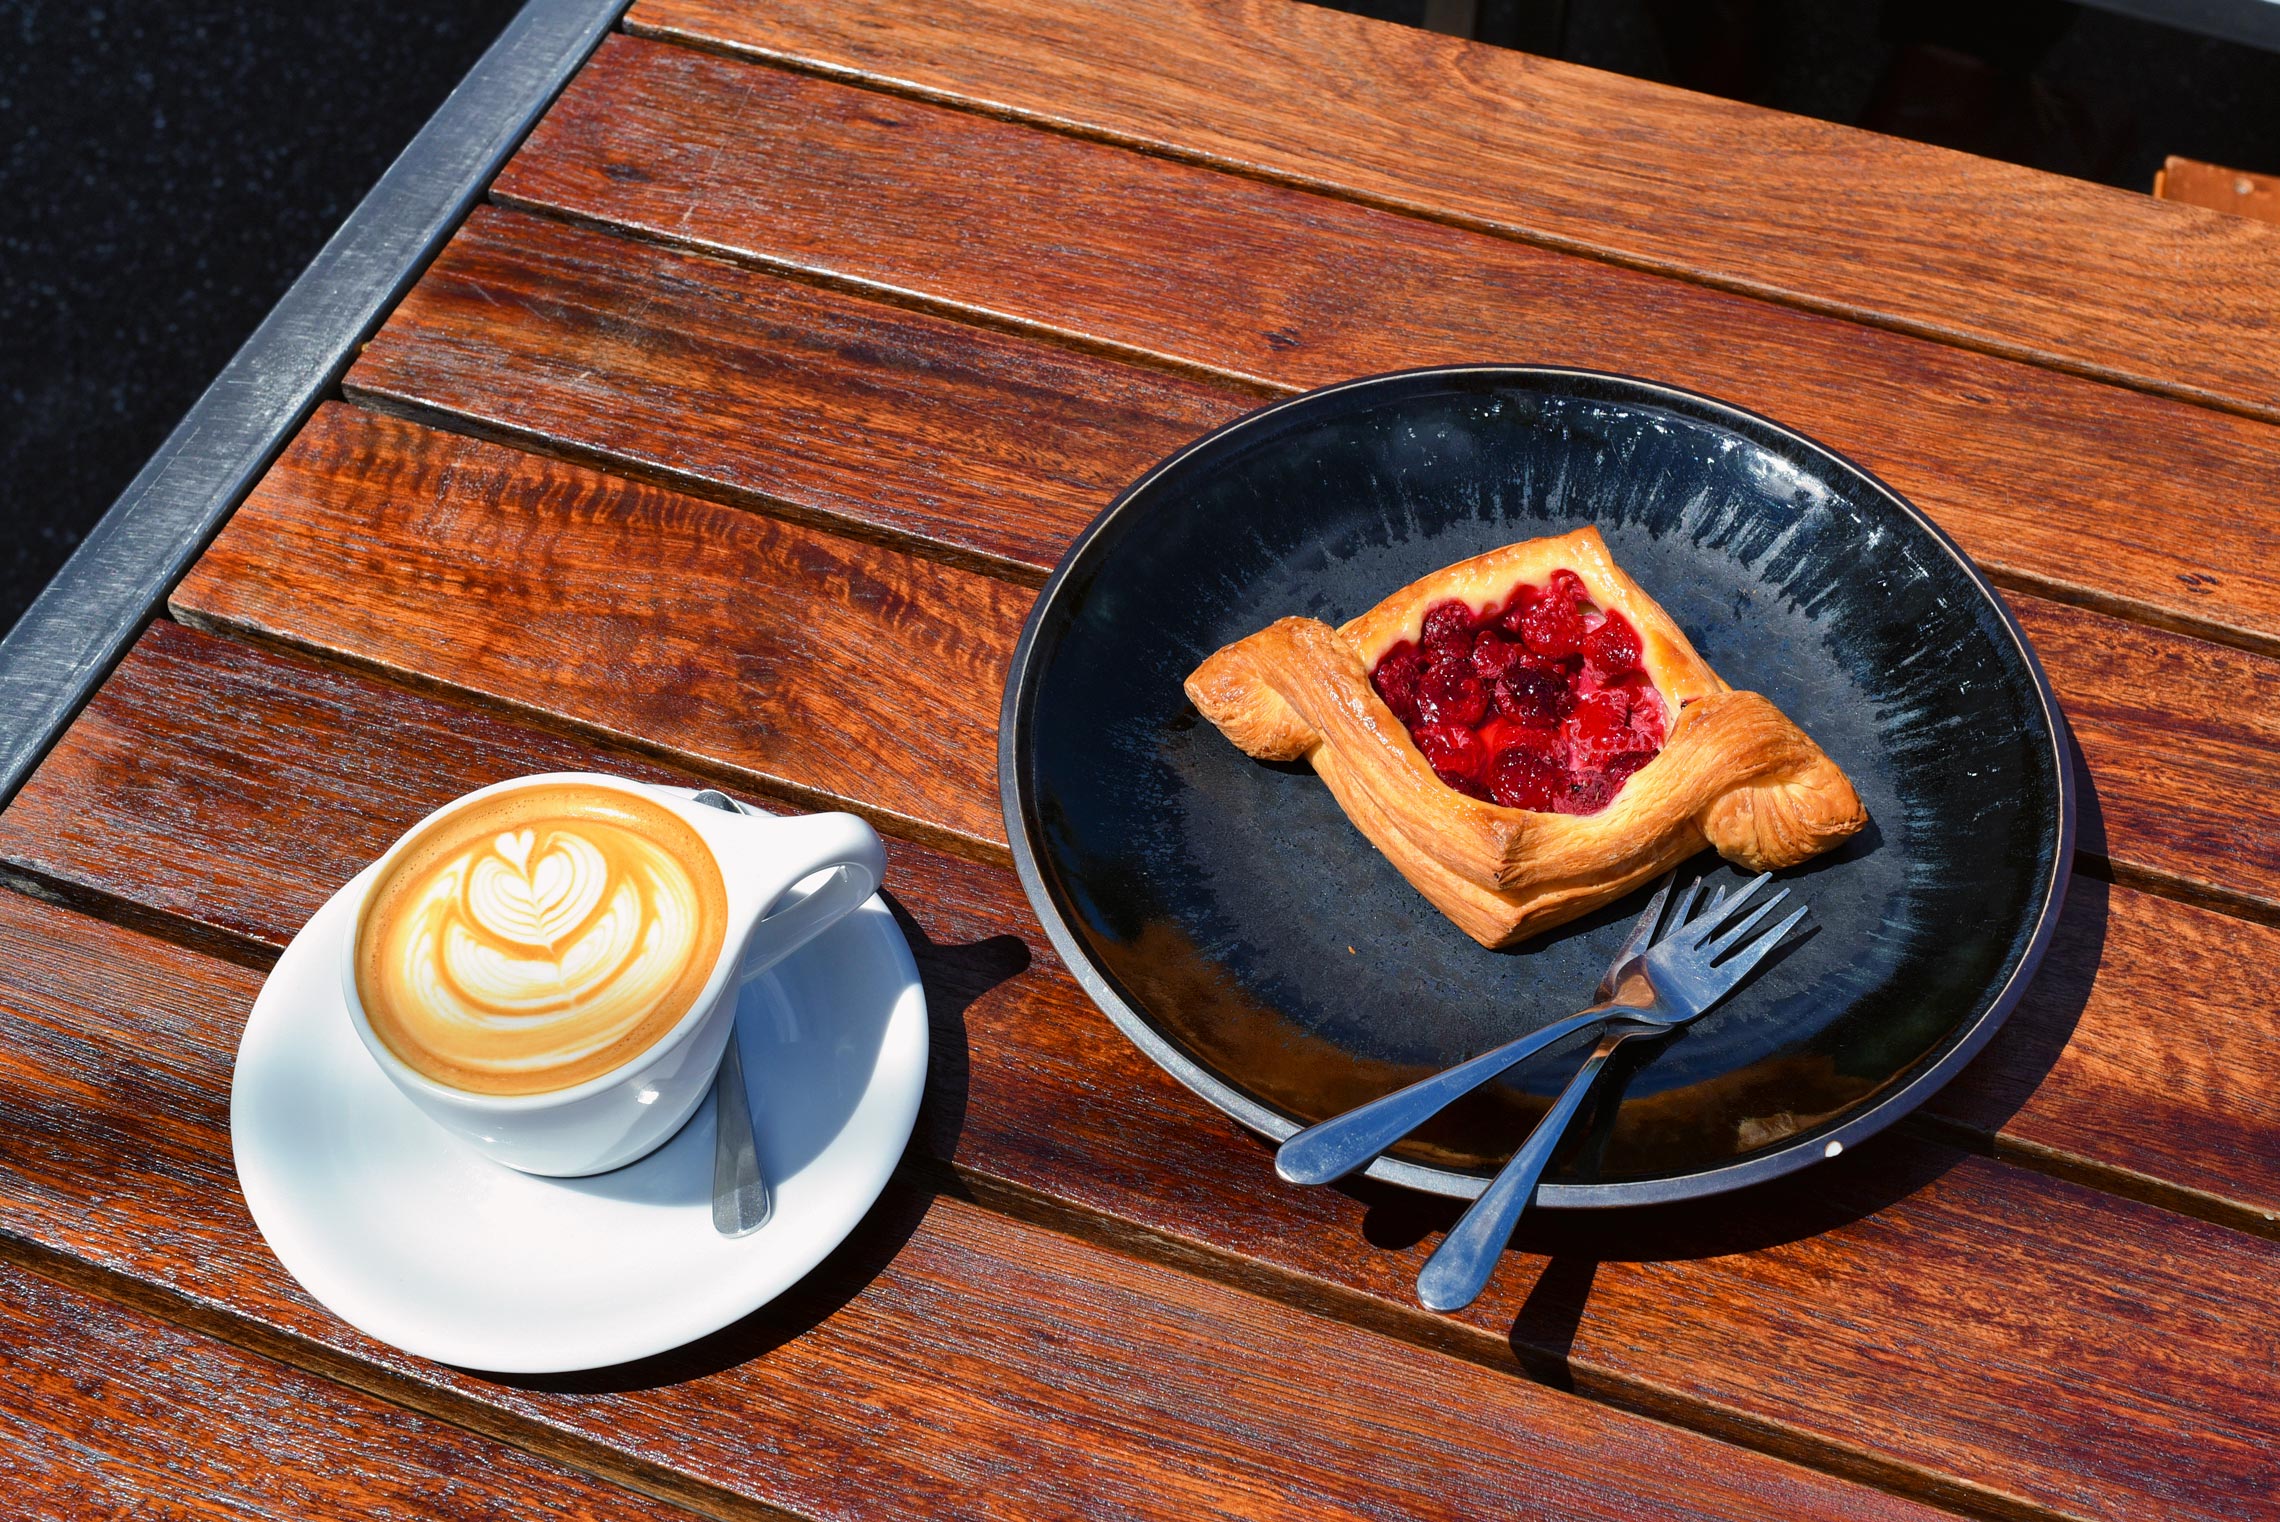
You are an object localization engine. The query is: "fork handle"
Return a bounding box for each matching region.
[1275,1004,1624,1186]
[1416,1027,1642,1313]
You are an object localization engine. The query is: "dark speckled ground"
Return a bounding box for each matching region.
[0,0,522,638]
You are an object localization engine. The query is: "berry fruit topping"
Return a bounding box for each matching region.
[1414,721,1489,796]
[1417,664,1490,726]
[1468,630,1524,681]
[1421,597,1475,641]
[1489,747,1563,810]
[1518,593,1583,659]
[1371,642,1426,724]
[1558,770,1618,816]
[1582,611,1643,678]
[1371,569,1666,813]
[1493,665,1571,727]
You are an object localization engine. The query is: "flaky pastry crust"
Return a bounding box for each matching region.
[1183,527,1867,947]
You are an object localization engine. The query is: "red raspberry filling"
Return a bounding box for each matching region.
[1368,572,1667,813]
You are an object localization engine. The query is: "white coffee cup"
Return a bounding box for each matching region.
[341,772,885,1176]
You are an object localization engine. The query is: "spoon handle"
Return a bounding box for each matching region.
[1275,1005,1621,1186]
[1415,1027,1639,1313]
[711,1034,772,1237]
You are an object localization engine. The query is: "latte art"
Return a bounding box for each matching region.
[356,785,729,1095]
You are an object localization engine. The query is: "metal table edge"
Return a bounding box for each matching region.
[0,0,634,807]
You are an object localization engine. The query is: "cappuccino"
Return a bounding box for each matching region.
[354,782,730,1096]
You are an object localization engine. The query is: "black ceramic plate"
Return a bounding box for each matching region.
[1000,367,2072,1205]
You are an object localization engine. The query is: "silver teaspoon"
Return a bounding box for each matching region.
[691,789,772,1237]
[711,1034,771,1236]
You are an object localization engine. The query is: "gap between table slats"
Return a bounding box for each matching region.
[0,1256,704,1522]
[621,0,2280,429]
[7,618,2279,1240]
[278,338,2280,930]
[482,37,2280,664]
[2,620,2278,1522]
[0,881,1951,1522]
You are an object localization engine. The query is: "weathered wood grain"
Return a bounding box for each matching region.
[187,383,2280,919]
[0,892,1938,1522]
[5,621,2279,1520]
[2155,156,2280,225]
[1931,874,2280,1227]
[2010,598,2280,917]
[8,621,2270,1223]
[495,36,2280,654]
[0,1264,684,1522]
[169,401,1030,856]
[10,622,2279,1232]
[348,206,1252,580]
[31,8,2280,1517]
[625,0,2280,422]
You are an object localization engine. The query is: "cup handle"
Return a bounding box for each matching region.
[736,860,878,985]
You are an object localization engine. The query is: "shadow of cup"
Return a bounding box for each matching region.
[561,899,905,1206]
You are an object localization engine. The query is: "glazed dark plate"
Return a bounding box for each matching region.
[999,367,2073,1205]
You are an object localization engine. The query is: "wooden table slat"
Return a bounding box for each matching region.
[213,384,2280,925]
[2008,597,2280,918]
[2155,156,2280,224]
[10,621,2279,1233]
[0,890,1937,1522]
[0,1261,680,1522]
[492,37,2280,657]
[625,0,2280,422]
[352,204,1250,582]
[25,11,2280,1517]
[173,400,1028,858]
[4,621,2278,1521]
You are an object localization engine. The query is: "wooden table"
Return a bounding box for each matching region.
[4,2,2278,1517]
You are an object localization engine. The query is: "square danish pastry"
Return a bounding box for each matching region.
[1183,527,1867,947]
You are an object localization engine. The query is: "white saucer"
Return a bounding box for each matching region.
[231,864,928,1373]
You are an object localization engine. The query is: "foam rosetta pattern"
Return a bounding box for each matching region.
[358,786,728,1095]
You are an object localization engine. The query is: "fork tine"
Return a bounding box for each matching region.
[1633,871,1675,943]
[1702,887,1790,960]
[1667,877,1703,933]
[1711,903,1810,984]
[1678,871,1770,945]
[1598,870,1677,1001]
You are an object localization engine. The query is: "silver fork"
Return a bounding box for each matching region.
[1278,870,1685,1188]
[1414,875,1808,1312]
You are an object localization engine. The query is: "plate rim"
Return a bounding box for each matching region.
[231,861,929,1371]
[998,363,2076,1205]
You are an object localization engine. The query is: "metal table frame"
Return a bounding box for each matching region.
[0,0,632,807]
